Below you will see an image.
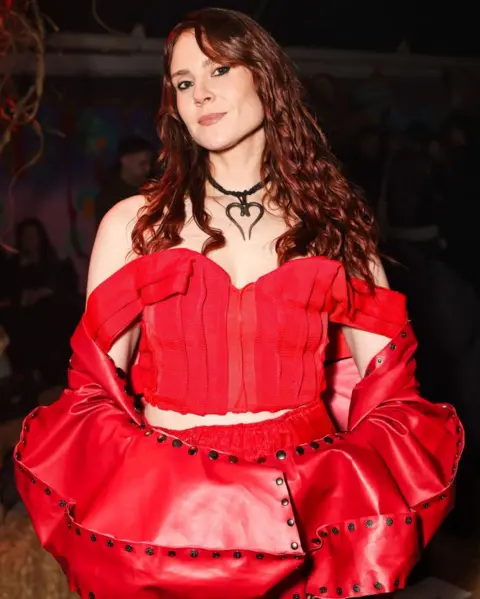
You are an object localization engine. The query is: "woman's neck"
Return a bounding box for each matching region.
[207,129,265,193]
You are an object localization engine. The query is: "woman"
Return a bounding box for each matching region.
[15,9,462,599]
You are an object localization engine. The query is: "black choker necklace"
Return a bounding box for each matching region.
[207,173,268,241]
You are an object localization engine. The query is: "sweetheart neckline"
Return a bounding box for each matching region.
[163,247,331,291]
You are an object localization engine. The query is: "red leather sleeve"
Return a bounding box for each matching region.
[305,324,463,594]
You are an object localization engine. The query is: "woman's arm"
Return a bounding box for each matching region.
[341,259,392,376]
[86,195,145,371]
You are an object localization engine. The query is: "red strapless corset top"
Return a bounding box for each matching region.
[84,248,407,416]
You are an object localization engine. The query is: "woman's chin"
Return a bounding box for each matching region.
[195,125,265,155]
[197,138,238,153]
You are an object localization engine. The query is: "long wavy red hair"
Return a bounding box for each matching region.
[133,8,378,285]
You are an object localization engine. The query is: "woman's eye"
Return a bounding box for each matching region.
[213,66,230,77]
[177,81,193,91]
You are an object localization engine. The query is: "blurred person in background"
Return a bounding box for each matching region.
[95,135,154,226]
[7,218,80,389]
[440,113,480,292]
[384,122,443,263]
[346,127,386,214]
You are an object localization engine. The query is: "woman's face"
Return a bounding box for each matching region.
[170,32,265,152]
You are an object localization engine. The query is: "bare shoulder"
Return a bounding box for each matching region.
[86,195,147,298]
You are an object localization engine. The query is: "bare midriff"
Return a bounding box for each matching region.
[144,403,291,430]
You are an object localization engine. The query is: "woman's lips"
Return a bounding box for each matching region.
[198,112,227,126]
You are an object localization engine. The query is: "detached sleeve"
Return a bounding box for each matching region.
[327,263,408,338]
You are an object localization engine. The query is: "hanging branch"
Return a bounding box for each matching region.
[0,0,45,155]
[91,0,127,36]
[0,0,48,249]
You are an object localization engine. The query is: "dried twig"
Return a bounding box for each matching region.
[0,0,45,154]
[91,0,127,36]
[0,0,46,248]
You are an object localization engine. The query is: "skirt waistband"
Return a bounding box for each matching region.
[147,400,335,462]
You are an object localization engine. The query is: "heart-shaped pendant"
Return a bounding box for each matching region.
[226,198,265,240]
[207,174,268,241]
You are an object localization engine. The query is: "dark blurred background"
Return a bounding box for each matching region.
[33,0,480,54]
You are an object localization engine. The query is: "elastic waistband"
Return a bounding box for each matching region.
[149,401,335,462]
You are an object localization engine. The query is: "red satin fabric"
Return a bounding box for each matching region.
[85,249,407,415]
[14,251,464,599]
